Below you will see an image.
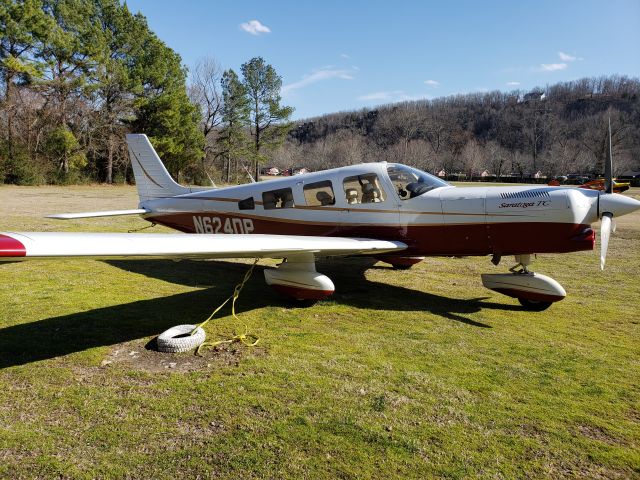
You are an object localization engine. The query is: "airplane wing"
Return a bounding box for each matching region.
[0,232,406,260]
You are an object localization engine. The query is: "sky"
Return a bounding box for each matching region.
[124,0,640,120]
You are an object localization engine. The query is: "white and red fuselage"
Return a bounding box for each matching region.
[140,162,601,259]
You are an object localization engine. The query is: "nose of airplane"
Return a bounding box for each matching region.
[599,192,640,218]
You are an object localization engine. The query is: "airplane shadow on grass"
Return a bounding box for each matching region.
[0,258,519,369]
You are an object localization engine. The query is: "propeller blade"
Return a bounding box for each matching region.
[600,213,613,270]
[605,117,613,194]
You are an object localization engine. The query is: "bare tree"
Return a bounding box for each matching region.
[485,141,508,179]
[461,139,483,178]
[188,57,223,169]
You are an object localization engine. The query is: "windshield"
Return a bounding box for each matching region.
[386,164,450,200]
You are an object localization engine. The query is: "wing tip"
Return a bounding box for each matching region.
[0,234,26,257]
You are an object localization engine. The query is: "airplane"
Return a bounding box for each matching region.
[578,178,630,194]
[1,131,639,312]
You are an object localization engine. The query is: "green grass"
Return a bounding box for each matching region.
[1,185,639,479]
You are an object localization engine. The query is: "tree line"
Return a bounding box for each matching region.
[2,2,638,186]
[276,75,640,180]
[0,0,292,185]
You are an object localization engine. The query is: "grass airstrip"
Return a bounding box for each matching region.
[0,184,638,479]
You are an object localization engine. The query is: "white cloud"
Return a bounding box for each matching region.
[506,81,520,86]
[558,51,582,62]
[357,90,428,102]
[558,51,575,62]
[540,63,568,72]
[239,20,271,36]
[340,53,351,59]
[424,79,439,87]
[282,67,355,95]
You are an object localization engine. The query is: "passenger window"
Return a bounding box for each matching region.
[262,188,294,209]
[238,197,255,210]
[303,180,335,206]
[343,174,386,204]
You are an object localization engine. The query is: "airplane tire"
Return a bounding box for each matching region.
[287,298,319,308]
[156,324,206,353]
[391,264,413,270]
[518,298,553,311]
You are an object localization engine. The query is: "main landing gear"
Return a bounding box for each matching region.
[264,253,335,303]
[481,254,567,311]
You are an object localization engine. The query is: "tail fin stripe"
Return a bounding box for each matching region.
[130,151,164,189]
[126,133,191,202]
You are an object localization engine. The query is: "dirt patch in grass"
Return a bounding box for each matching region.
[576,423,626,446]
[100,337,266,373]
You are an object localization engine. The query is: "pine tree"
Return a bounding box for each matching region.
[0,0,53,158]
[240,57,293,181]
[129,25,204,182]
[217,69,249,183]
[88,0,140,183]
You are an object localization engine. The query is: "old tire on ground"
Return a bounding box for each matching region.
[518,298,553,312]
[156,324,206,353]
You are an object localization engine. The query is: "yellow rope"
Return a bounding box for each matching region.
[192,259,260,355]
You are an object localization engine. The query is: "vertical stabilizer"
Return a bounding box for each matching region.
[126,134,190,201]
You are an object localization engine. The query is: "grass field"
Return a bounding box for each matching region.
[1,184,639,479]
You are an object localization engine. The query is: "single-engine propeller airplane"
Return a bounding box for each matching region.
[1,128,639,311]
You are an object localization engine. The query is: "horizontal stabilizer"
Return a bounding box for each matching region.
[0,232,406,260]
[46,209,148,220]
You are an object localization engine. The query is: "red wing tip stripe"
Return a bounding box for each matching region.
[0,234,26,257]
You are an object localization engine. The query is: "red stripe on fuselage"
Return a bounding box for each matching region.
[0,234,26,257]
[146,213,595,256]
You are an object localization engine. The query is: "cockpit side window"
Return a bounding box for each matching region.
[262,188,294,209]
[342,174,386,204]
[303,180,335,206]
[387,164,449,200]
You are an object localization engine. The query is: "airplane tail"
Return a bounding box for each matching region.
[126,134,191,202]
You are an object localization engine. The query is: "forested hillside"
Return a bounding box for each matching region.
[275,76,640,179]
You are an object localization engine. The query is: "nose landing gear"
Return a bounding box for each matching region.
[482,254,566,311]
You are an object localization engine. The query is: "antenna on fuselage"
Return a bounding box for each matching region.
[243,164,256,183]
